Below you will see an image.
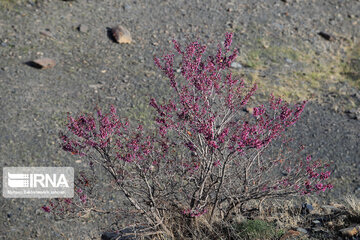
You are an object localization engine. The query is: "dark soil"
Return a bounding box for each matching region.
[0,0,359,239]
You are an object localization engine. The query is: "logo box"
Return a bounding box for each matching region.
[3,167,74,198]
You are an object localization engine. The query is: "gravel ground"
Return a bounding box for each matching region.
[0,0,359,239]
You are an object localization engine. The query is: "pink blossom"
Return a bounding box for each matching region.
[42,206,51,213]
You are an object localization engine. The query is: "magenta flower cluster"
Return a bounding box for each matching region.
[59,104,158,165]
[302,156,333,194]
[151,33,307,161]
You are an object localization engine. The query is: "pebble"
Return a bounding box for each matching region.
[339,226,359,237]
[101,232,120,240]
[285,58,293,64]
[40,29,54,38]
[312,220,321,226]
[77,24,89,33]
[27,0,35,6]
[301,203,313,215]
[122,4,131,11]
[352,92,360,101]
[30,58,56,69]
[312,227,329,234]
[230,62,243,69]
[345,108,360,120]
[318,32,334,41]
[89,83,104,89]
[296,227,308,234]
[112,25,132,44]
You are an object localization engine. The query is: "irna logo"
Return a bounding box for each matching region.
[8,173,69,188]
[3,167,74,198]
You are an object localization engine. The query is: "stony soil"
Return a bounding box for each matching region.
[0,0,359,239]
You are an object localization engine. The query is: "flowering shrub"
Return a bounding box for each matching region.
[43,33,332,238]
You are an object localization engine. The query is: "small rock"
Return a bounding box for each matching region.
[89,83,104,89]
[296,227,308,234]
[77,24,89,33]
[337,13,343,21]
[285,58,292,64]
[226,21,233,29]
[345,108,360,120]
[112,25,132,44]
[101,232,120,240]
[312,227,330,234]
[312,220,321,226]
[122,4,131,11]
[40,29,54,38]
[352,92,360,101]
[27,0,35,6]
[339,226,359,237]
[230,62,243,69]
[318,32,335,41]
[301,203,313,215]
[30,58,56,69]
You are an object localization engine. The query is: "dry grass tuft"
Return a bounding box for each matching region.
[344,195,360,217]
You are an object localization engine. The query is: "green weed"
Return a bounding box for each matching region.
[234,219,284,240]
